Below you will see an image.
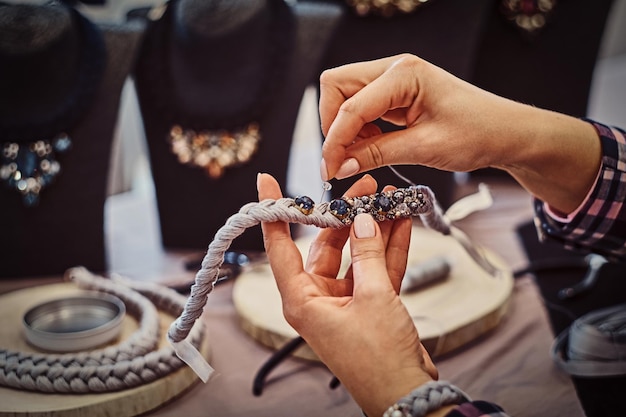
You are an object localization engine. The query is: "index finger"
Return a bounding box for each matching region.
[319,54,420,180]
[319,55,401,136]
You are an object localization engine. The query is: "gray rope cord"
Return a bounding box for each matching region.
[0,267,204,393]
[167,185,498,381]
[382,380,470,417]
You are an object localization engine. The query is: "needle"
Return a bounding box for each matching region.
[319,181,332,203]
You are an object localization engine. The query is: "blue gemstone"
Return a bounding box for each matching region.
[373,194,392,213]
[294,196,314,214]
[329,199,350,219]
[16,148,37,176]
[53,135,72,153]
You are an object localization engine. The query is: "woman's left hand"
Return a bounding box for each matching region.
[257,172,438,417]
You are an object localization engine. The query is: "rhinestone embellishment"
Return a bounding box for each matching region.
[294,196,315,215]
[1,134,72,206]
[329,188,427,225]
[346,0,431,17]
[292,187,428,225]
[169,122,261,179]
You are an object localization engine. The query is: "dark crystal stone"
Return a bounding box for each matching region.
[409,201,421,213]
[294,195,314,214]
[373,194,392,213]
[53,135,72,153]
[393,191,404,202]
[329,198,350,219]
[16,148,37,176]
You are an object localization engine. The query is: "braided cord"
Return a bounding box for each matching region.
[383,380,470,417]
[0,267,204,393]
[167,185,475,380]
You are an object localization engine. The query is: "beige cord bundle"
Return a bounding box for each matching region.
[0,267,204,393]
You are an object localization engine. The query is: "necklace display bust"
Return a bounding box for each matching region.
[134,0,342,251]
[0,2,143,278]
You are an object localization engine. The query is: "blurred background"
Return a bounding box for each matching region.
[85,0,626,199]
[1,0,625,276]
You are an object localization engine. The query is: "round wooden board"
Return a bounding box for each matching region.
[0,283,209,417]
[233,226,513,361]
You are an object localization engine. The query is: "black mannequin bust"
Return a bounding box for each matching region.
[0,2,143,277]
[134,0,343,251]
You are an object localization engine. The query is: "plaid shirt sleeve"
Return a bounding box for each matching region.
[534,120,626,262]
[445,401,509,417]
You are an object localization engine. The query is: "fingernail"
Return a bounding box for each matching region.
[336,158,360,179]
[354,213,375,239]
[256,172,262,191]
[320,159,329,182]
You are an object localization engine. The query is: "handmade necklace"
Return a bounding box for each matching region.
[500,0,557,37]
[138,0,294,179]
[345,0,434,18]
[0,4,105,206]
[164,182,500,381]
[0,267,204,393]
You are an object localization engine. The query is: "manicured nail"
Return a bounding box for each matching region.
[354,213,375,239]
[256,172,262,191]
[336,158,360,179]
[320,159,329,182]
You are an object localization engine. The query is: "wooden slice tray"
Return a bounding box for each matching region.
[0,283,209,417]
[233,226,513,360]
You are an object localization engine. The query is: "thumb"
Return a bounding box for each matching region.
[349,214,394,297]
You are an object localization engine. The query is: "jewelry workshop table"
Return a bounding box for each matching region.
[0,177,585,417]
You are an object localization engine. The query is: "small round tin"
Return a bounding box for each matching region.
[22,292,126,352]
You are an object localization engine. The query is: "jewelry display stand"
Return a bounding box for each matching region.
[0,3,143,277]
[304,0,494,208]
[134,0,343,251]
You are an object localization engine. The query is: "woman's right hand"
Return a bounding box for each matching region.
[319,53,601,214]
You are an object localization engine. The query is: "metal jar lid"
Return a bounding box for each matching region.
[22,292,126,352]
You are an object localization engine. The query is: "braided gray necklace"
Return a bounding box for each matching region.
[168,184,500,381]
[0,267,204,393]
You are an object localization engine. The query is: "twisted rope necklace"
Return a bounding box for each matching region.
[0,183,496,391]
[167,184,500,381]
[135,0,294,179]
[0,3,105,206]
[0,267,204,393]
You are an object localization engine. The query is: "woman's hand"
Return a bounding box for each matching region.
[257,172,437,417]
[319,53,601,214]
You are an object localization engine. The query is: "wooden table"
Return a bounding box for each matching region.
[0,177,585,417]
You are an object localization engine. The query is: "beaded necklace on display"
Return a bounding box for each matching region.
[500,0,557,37]
[0,5,105,206]
[141,0,294,179]
[345,0,434,18]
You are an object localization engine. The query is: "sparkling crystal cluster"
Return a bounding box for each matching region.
[1,134,71,206]
[294,186,428,225]
[346,0,430,17]
[169,122,260,179]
